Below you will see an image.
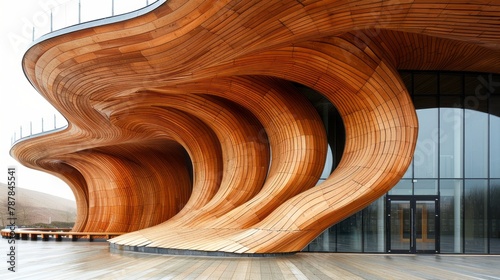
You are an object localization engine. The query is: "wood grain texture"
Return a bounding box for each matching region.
[12,0,500,253]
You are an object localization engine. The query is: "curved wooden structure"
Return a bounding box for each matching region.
[13,0,500,254]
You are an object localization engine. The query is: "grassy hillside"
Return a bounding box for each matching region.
[0,183,76,227]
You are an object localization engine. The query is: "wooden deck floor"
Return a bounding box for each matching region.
[1,240,499,279]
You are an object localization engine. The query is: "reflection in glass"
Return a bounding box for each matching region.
[304,227,336,252]
[440,180,463,253]
[389,200,411,251]
[464,74,486,96]
[414,96,438,110]
[465,110,488,178]
[491,180,500,253]
[465,98,488,113]
[413,179,438,195]
[491,98,500,178]
[389,180,412,195]
[414,109,438,178]
[440,108,463,178]
[414,73,438,95]
[415,201,436,252]
[440,74,463,95]
[363,197,385,252]
[337,212,362,252]
[440,96,462,109]
[464,180,488,253]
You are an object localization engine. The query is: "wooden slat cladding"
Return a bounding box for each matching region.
[13,0,499,253]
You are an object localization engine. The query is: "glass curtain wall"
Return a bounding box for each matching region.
[302,71,500,254]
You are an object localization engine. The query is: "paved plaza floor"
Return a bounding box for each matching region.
[1,240,499,279]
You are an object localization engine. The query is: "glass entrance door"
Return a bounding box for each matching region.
[387,196,439,253]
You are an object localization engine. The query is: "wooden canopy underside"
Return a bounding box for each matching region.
[14,0,500,253]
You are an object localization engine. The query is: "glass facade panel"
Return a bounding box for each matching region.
[304,227,336,252]
[337,212,362,252]
[403,161,413,178]
[440,180,463,253]
[465,74,488,96]
[414,109,438,178]
[440,73,463,95]
[491,180,500,253]
[465,110,488,178]
[414,73,438,95]
[491,98,500,178]
[415,201,436,252]
[363,197,385,252]
[414,179,438,195]
[389,200,411,251]
[464,180,488,253]
[414,96,438,110]
[465,97,488,113]
[305,71,499,254]
[440,108,463,178]
[440,96,462,109]
[389,179,412,195]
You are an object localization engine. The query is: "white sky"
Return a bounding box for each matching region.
[0,0,154,201]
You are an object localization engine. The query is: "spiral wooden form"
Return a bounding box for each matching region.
[13,0,500,253]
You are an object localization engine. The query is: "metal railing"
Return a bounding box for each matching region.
[28,0,161,41]
[11,115,68,145]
